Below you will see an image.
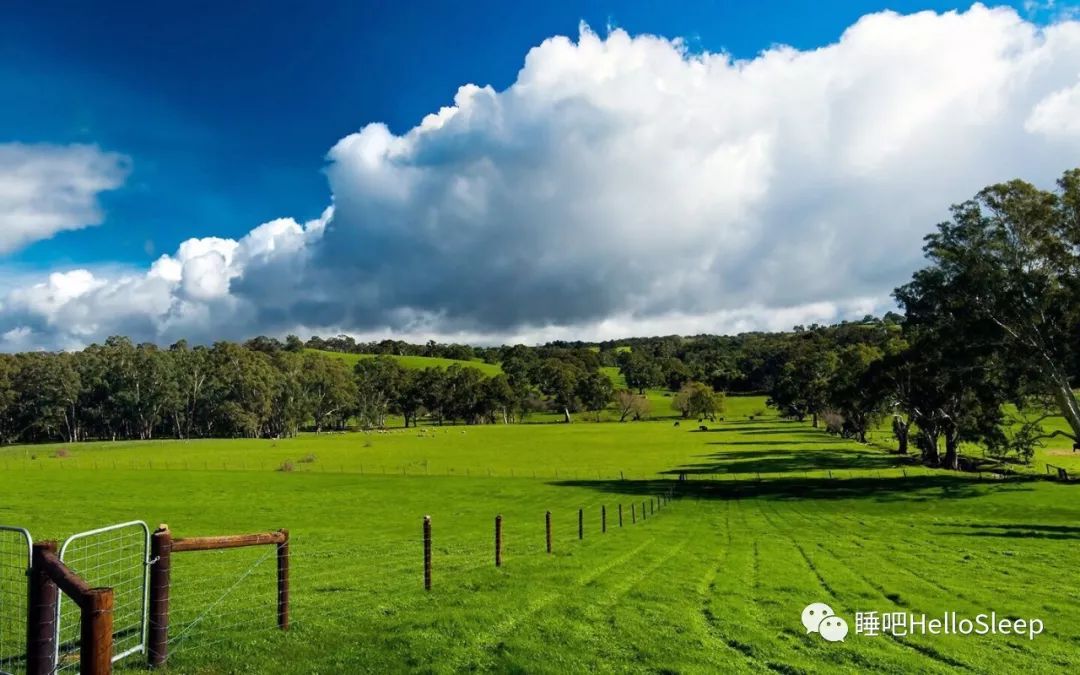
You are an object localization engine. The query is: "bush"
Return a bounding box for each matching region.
[53,448,70,458]
[299,453,317,464]
[278,461,295,472]
[821,411,845,436]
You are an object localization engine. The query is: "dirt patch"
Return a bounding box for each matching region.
[1045,449,1080,457]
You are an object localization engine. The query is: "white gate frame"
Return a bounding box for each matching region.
[0,526,32,675]
[55,521,151,669]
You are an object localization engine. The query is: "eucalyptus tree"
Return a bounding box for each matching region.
[904,168,1080,443]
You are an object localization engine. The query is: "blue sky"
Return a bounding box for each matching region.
[1,1,1079,348]
[2,0,1052,269]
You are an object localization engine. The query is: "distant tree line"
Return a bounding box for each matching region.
[1,169,1076,468]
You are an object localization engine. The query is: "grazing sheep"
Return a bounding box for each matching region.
[673,421,680,427]
[699,425,708,432]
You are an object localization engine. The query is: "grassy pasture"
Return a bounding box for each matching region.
[311,350,503,376]
[0,410,1077,673]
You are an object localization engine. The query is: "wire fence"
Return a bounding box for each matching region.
[0,527,31,675]
[157,494,677,669]
[0,490,678,673]
[55,522,148,672]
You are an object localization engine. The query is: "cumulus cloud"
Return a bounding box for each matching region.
[0,143,130,254]
[4,4,1080,349]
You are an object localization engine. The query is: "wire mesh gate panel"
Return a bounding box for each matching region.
[55,521,149,672]
[0,527,31,675]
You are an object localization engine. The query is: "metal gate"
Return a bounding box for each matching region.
[0,526,32,675]
[54,521,150,672]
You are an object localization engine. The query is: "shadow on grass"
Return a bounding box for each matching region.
[693,423,805,432]
[667,448,913,474]
[706,439,853,446]
[931,523,1080,540]
[550,475,1038,503]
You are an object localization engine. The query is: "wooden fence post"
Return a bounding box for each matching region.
[148,525,172,667]
[618,504,623,527]
[631,504,636,524]
[642,501,647,520]
[601,506,606,533]
[578,509,583,540]
[27,541,58,675]
[651,498,655,515]
[423,516,432,591]
[81,587,114,675]
[276,529,290,630]
[545,511,552,554]
[495,515,503,567]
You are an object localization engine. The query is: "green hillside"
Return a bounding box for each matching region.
[310,349,503,376]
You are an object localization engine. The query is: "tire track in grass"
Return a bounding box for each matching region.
[753,499,962,673]
[443,518,671,670]
[699,497,819,674]
[576,535,694,666]
[763,501,973,672]
[779,501,1048,667]
[788,501,1073,606]
[692,499,773,673]
[784,503,975,602]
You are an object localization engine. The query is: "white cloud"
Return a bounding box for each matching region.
[0,143,130,254]
[1026,78,1080,137]
[3,4,1080,349]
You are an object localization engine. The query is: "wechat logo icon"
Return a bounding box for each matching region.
[802,603,849,642]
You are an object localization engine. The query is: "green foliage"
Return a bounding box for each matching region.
[672,381,724,420]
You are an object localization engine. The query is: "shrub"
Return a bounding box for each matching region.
[53,448,70,458]
[278,461,295,472]
[821,411,845,436]
[299,453,317,464]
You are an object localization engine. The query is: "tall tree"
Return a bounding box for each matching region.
[354,356,406,429]
[577,371,614,421]
[904,169,1080,442]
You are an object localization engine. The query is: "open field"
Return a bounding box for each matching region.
[1,410,1077,673]
[312,350,503,376]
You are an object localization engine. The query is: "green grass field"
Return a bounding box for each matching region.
[0,399,1077,673]
[312,350,503,376]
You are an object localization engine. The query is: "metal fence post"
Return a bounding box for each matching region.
[618,504,623,527]
[601,506,607,533]
[578,509,583,540]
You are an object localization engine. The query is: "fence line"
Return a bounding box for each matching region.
[0,485,681,673]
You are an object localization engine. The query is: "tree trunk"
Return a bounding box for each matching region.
[1049,372,1080,441]
[892,417,909,454]
[917,429,939,465]
[943,432,960,471]
[563,407,572,424]
[811,412,818,428]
